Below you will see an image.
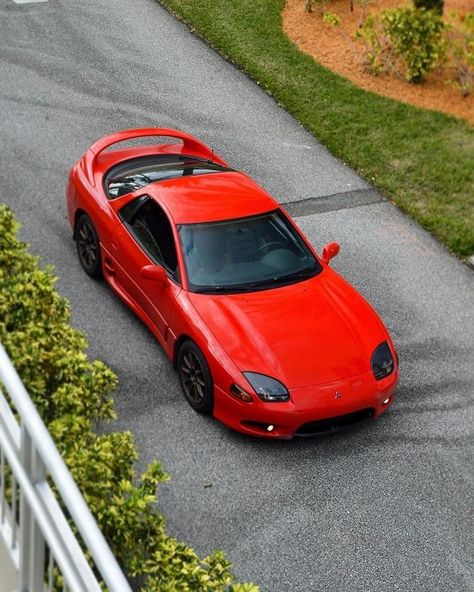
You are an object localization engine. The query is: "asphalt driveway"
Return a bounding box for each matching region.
[1,0,473,589]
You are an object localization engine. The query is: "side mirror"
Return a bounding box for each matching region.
[321,242,340,265]
[140,265,169,287]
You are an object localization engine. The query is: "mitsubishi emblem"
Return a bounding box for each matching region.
[335,391,342,400]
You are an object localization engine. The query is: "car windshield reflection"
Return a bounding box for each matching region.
[178,210,322,293]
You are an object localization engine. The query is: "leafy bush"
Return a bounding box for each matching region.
[358,7,446,82]
[413,0,443,16]
[0,205,257,592]
[383,7,446,81]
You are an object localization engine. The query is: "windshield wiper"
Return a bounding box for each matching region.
[249,268,317,288]
[193,268,318,294]
[193,284,255,294]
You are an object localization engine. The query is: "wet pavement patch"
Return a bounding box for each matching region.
[283,188,384,217]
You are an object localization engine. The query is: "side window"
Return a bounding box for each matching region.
[120,197,179,281]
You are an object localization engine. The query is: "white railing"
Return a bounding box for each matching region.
[0,344,132,592]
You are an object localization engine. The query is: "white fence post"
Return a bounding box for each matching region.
[19,424,32,591]
[0,343,132,592]
[19,425,46,591]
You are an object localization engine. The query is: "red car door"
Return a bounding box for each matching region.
[105,195,182,345]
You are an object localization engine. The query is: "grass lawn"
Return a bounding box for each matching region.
[158,0,474,258]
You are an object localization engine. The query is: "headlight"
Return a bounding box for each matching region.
[371,341,395,380]
[243,372,289,402]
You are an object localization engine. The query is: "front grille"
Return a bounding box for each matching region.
[295,408,374,437]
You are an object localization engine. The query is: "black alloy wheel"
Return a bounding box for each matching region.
[177,341,214,414]
[75,214,103,278]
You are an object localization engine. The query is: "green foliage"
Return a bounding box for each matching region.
[447,12,474,96]
[356,14,390,75]
[382,7,446,82]
[0,204,255,591]
[359,8,473,93]
[359,8,446,82]
[413,0,443,16]
[323,12,341,26]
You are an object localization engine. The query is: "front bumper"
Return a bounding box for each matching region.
[213,369,398,438]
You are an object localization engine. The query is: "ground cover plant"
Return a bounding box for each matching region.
[0,204,257,592]
[157,0,474,259]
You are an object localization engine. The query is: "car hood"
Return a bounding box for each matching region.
[188,268,389,389]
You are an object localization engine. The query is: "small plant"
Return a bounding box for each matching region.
[323,12,341,26]
[383,7,446,82]
[358,8,446,82]
[358,0,373,29]
[446,12,474,96]
[357,14,393,75]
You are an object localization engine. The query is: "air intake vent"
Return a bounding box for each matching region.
[295,408,374,437]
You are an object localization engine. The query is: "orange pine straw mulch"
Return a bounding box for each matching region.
[282,0,474,124]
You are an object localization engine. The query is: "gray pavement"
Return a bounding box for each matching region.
[0,0,473,590]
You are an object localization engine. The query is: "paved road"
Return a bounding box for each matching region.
[1,0,473,590]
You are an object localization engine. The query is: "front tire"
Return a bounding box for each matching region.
[177,341,214,414]
[75,214,103,278]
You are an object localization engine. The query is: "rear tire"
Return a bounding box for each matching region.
[75,214,103,279]
[177,341,214,414]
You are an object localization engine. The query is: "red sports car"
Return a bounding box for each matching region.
[66,128,398,438]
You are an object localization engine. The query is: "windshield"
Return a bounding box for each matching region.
[178,210,322,293]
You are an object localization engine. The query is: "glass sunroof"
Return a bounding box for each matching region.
[105,155,232,199]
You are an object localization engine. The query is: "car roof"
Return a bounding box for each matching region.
[145,170,279,224]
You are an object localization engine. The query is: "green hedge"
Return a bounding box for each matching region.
[0,205,257,592]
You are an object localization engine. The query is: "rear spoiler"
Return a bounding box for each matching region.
[83,127,227,186]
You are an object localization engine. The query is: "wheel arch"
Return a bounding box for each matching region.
[173,333,195,368]
[73,209,89,239]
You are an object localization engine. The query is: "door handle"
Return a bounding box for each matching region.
[104,257,116,275]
